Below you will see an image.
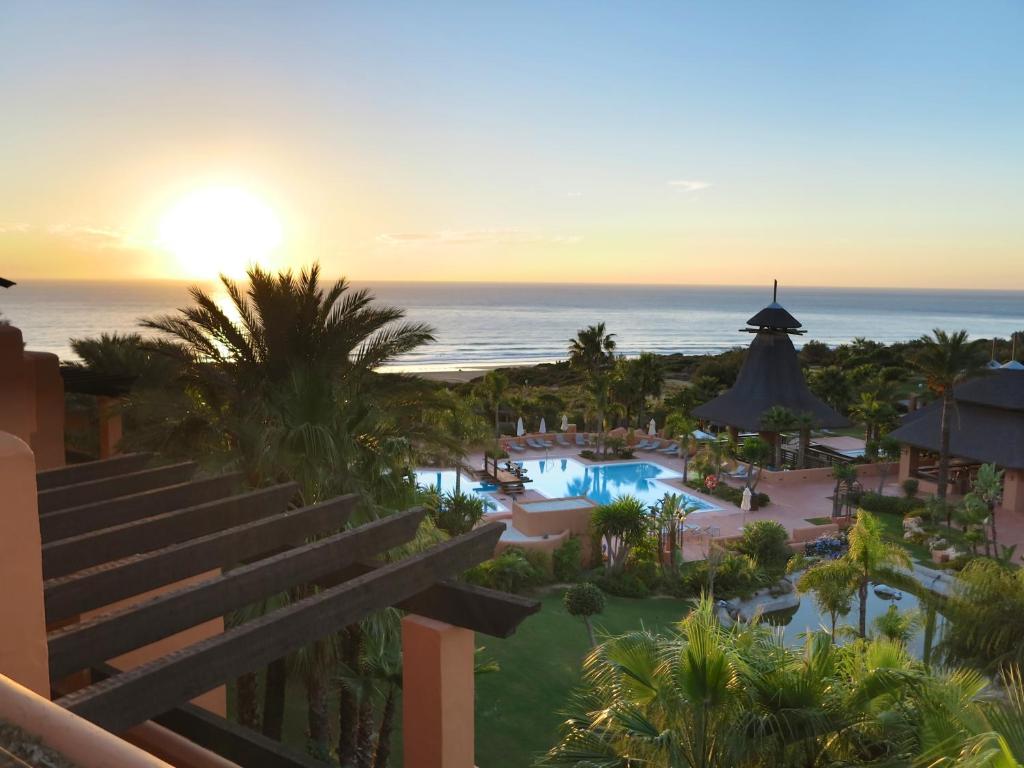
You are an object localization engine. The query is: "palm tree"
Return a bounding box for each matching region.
[568,322,616,376]
[426,391,490,494]
[760,405,795,468]
[797,558,859,635]
[939,558,1024,672]
[970,463,1004,554]
[849,392,896,457]
[875,434,902,493]
[792,411,816,469]
[142,264,435,756]
[846,510,911,637]
[913,329,984,506]
[664,412,697,480]
[474,369,509,437]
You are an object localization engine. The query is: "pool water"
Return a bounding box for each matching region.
[414,469,508,512]
[414,459,716,512]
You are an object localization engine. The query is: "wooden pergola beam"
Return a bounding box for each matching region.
[58,522,505,732]
[397,580,540,639]
[39,473,243,543]
[43,487,344,624]
[48,502,418,678]
[330,562,541,638]
[42,483,297,580]
[89,664,328,768]
[37,462,197,514]
[35,453,153,491]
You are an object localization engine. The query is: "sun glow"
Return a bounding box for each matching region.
[157,186,283,279]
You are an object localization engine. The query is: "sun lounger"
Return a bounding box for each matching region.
[658,442,679,455]
[640,440,662,450]
[507,442,526,452]
[525,439,543,449]
[555,434,571,447]
[634,439,653,450]
[575,434,587,447]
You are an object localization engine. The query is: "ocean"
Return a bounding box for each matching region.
[2,280,1022,372]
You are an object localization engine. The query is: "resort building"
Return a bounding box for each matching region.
[890,369,1024,516]
[691,285,847,444]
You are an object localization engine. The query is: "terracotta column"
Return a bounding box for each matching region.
[24,351,65,470]
[0,325,34,443]
[402,615,475,768]
[98,396,124,458]
[898,445,920,483]
[0,432,50,697]
[1001,469,1024,517]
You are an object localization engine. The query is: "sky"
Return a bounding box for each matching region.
[1,1,1022,288]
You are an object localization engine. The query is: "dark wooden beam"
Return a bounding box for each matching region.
[37,462,197,514]
[58,523,504,732]
[48,500,415,678]
[42,483,297,580]
[35,453,153,491]
[39,473,243,543]
[320,562,541,639]
[397,580,540,639]
[44,487,337,624]
[153,704,329,768]
[88,664,328,768]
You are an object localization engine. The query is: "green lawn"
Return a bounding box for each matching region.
[474,591,693,767]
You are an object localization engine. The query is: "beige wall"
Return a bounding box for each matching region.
[0,432,50,697]
[402,615,475,768]
[0,325,65,470]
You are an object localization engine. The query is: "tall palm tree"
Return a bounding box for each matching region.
[474,369,509,437]
[141,264,435,755]
[792,411,816,469]
[913,329,983,507]
[846,510,911,637]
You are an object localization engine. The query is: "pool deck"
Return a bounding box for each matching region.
[463,445,846,560]
[460,442,1024,566]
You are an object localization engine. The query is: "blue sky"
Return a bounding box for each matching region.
[1,1,1021,286]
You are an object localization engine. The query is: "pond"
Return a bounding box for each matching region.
[765,579,946,660]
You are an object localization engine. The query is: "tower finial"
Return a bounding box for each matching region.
[773,279,778,303]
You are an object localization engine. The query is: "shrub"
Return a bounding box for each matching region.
[673,554,770,600]
[733,520,791,574]
[463,547,547,594]
[552,537,583,582]
[901,477,920,499]
[564,582,605,618]
[594,571,650,598]
[522,547,552,577]
[857,492,923,517]
[426,490,491,536]
[564,582,606,646]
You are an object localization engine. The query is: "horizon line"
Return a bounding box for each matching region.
[11,275,1024,295]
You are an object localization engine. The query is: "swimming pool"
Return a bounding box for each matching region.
[414,459,717,511]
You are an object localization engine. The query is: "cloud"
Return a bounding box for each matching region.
[377,229,581,246]
[566,191,583,198]
[46,224,141,250]
[667,179,711,193]
[0,222,31,234]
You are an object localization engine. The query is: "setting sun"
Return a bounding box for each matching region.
[157,186,282,279]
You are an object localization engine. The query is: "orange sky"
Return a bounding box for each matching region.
[2,3,1022,289]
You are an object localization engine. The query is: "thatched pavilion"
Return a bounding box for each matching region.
[889,369,1024,516]
[692,283,848,450]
